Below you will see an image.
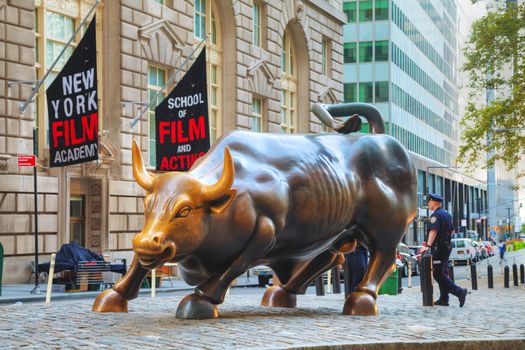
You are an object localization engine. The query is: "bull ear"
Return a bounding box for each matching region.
[209,189,237,214]
[201,147,235,201]
[132,139,155,192]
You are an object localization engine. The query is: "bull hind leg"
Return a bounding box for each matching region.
[342,242,397,316]
[262,239,356,307]
[93,255,148,312]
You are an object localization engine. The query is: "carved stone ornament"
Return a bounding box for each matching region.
[139,20,185,67]
[295,0,305,21]
[247,60,276,98]
[93,103,418,320]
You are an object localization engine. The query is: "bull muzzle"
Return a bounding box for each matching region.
[133,233,177,270]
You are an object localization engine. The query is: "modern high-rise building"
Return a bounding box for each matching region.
[342,0,488,244]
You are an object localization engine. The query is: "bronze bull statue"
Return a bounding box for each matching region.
[93,103,417,318]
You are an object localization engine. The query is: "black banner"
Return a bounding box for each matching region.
[46,16,98,167]
[155,49,210,171]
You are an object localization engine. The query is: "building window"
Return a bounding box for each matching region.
[251,98,263,132]
[148,65,166,166]
[359,0,373,22]
[281,31,297,134]
[343,1,357,23]
[344,83,357,102]
[194,0,222,143]
[70,196,85,246]
[359,41,373,62]
[375,0,389,20]
[152,0,164,4]
[375,40,388,61]
[194,0,206,40]
[253,3,261,47]
[209,64,220,141]
[344,42,357,63]
[322,38,331,76]
[375,81,389,102]
[359,82,373,103]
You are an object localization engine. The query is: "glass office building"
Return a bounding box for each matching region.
[342,0,487,244]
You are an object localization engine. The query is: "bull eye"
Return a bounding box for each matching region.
[175,206,192,218]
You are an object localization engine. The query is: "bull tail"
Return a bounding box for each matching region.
[312,103,385,134]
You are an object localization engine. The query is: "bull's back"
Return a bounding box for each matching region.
[191,131,416,256]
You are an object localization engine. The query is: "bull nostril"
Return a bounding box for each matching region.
[152,236,161,245]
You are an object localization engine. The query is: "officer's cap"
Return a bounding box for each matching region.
[428,193,443,203]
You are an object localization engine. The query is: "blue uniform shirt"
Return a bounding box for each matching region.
[428,207,454,245]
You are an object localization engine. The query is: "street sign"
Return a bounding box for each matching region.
[18,155,36,167]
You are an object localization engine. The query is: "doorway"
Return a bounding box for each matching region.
[70,195,86,246]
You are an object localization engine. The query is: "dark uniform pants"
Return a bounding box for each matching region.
[345,246,368,294]
[432,245,462,302]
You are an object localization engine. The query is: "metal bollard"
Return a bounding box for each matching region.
[448,261,455,282]
[407,260,412,288]
[512,263,518,287]
[398,265,403,294]
[470,263,478,290]
[332,266,341,294]
[520,264,524,285]
[315,275,325,296]
[504,266,510,288]
[421,253,433,306]
[487,264,494,289]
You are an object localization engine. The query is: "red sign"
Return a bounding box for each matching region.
[18,155,36,167]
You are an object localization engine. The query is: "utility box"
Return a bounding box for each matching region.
[379,266,398,296]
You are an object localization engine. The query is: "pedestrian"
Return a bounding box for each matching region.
[344,243,368,297]
[420,193,467,307]
[498,240,507,264]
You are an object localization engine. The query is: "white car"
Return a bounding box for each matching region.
[450,238,476,264]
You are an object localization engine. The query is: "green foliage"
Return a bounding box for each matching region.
[459,4,525,177]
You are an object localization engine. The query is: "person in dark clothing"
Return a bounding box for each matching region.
[420,193,467,307]
[344,244,368,297]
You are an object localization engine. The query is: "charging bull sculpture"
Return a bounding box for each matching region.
[93,103,417,318]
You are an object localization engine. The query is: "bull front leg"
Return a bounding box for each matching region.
[176,216,276,319]
[92,255,148,312]
[342,244,397,316]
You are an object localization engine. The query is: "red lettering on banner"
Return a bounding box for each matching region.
[157,117,207,144]
[51,113,98,147]
[159,152,206,171]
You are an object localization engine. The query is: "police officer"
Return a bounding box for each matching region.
[344,243,368,297]
[420,193,467,307]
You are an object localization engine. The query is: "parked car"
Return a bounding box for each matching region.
[252,265,273,286]
[450,238,476,264]
[397,242,419,277]
[482,241,494,257]
[472,241,487,261]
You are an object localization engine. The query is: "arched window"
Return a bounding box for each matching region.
[194,0,222,143]
[280,30,297,133]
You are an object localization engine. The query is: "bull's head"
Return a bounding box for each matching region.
[131,140,237,269]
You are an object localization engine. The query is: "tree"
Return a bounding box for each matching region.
[459,3,525,178]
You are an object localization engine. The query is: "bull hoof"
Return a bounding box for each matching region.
[261,286,297,308]
[92,289,128,313]
[342,291,377,316]
[176,293,218,319]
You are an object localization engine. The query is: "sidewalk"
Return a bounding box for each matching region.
[0,276,259,304]
[0,275,523,349]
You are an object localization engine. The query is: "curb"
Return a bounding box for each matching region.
[289,339,525,350]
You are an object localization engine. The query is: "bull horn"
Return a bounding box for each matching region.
[201,147,235,201]
[132,139,155,192]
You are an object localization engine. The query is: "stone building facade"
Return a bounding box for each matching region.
[0,0,344,283]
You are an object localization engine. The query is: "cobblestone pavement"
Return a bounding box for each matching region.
[0,278,523,350]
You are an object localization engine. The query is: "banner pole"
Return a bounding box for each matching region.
[19,0,100,114]
[130,36,209,128]
[30,127,40,294]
